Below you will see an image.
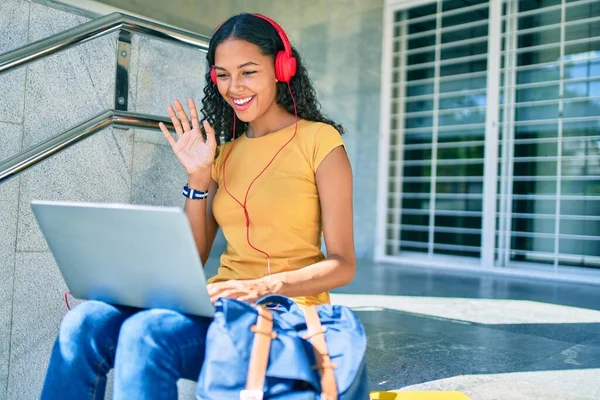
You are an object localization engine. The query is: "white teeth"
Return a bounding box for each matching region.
[233,96,253,105]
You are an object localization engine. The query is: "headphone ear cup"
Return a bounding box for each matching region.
[274,51,297,83]
[210,66,217,85]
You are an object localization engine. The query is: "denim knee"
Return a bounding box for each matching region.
[58,300,122,356]
[118,309,178,351]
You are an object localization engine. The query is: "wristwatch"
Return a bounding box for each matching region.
[182,184,209,200]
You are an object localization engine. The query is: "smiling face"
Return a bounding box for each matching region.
[213,38,279,123]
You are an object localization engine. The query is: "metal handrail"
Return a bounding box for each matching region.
[0,12,210,73]
[0,111,175,183]
[0,12,210,183]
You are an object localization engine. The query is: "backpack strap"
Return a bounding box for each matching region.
[303,306,338,400]
[242,306,277,400]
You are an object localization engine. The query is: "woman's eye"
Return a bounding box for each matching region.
[216,74,227,79]
[243,71,257,76]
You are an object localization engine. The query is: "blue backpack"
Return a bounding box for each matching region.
[196,295,369,399]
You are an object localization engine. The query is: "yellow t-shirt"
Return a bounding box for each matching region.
[207,119,345,307]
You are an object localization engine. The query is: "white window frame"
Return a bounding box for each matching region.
[376,0,600,284]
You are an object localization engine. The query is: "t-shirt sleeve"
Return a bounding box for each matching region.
[312,124,345,172]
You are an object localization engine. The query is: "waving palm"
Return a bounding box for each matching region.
[159,98,217,176]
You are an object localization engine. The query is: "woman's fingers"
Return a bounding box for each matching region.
[158,122,176,148]
[210,290,241,303]
[188,98,201,132]
[236,294,257,303]
[207,282,230,296]
[174,99,192,132]
[203,120,217,148]
[207,282,239,299]
[167,105,184,137]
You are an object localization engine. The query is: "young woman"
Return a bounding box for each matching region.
[41,13,355,399]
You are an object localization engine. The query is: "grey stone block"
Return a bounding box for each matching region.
[103,375,197,400]
[318,93,359,173]
[525,342,600,370]
[109,371,197,399]
[28,3,89,43]
[0,180,19,400]
[0,121,23,165]
[17,128,133,252]
[293,0,330,28]
[0,0,29,54]
[354,91,381,260]
[327,35,362,97]
[0,122,22,399]
[0,0,29,125]
[126,35,142,113]
[356,13,383,95]
[133,126,169,147]
[23,3,115,148]
[319,94,359,140]
[297,23,330,99]
[325,0,383,21]
[177,379,197,399]
[490,321,600,343]
[302,9,382,99]
[0,68,27,126]
[131,140,187,207]
[263,1,300,31]
[353,308,585,392]
[133,36,206,146]
[582,334,600,348]
[7,251,67,400]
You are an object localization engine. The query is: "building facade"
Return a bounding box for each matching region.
[377,0,600,280]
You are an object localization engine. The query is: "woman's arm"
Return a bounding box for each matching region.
[185,174,220,265]
[159,98,220,266]
[207,145,355,301]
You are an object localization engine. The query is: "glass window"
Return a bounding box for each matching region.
[386,0,599,268]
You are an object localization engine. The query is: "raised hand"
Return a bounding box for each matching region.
[159,98,217,177]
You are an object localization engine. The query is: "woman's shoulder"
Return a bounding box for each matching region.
[297,120,343,148]
[297,120,345,171]
[299,120,342,135]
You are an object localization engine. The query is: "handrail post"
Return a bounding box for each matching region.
[115,31,133,111]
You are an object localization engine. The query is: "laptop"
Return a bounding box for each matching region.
[31,200,215,317]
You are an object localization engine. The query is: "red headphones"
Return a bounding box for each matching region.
[210,14,297,84]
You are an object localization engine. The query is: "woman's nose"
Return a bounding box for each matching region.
[229,75,244,93]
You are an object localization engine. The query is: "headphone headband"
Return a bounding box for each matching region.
[252,14,293,57]
[213,14,293,57]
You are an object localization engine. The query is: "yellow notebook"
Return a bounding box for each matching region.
[370,392,470,400]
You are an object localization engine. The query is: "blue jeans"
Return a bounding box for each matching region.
[41,300,211,400]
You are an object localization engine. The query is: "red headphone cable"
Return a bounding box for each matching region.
[221,81,298,276]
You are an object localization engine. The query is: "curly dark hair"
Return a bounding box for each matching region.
[200,13,344,143]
